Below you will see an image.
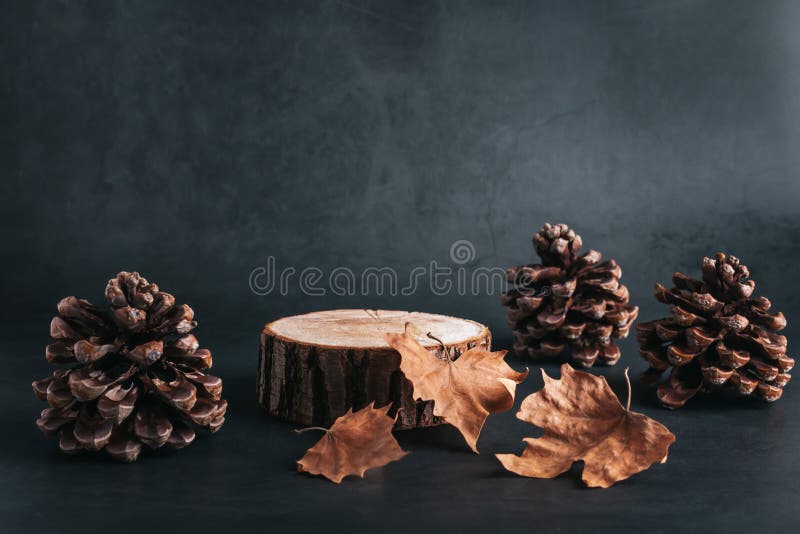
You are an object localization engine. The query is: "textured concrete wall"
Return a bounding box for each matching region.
[3,0,800,349]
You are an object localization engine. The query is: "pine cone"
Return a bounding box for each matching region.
[32,272,227,461]
[501,223,639,367]
[637,253,794,408]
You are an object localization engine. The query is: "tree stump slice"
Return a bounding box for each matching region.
[258,309,491,430]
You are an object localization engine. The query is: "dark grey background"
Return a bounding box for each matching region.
[2,1,799,533]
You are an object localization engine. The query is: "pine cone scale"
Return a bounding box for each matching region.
[45,379,73,408]
[134,407,173,448]
[74,413,114,451]
[45,342,76,363]
[37,404,79,435]
[97,384,138,422]
[105,431,141,462]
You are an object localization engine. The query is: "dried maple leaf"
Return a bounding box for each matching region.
[295,403,408,483]
[384,326,528,453]
[496,363,675,488]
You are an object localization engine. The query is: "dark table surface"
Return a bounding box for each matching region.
[2,319,798,534]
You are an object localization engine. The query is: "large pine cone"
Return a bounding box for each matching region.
[32,272,227,461]
[501,223,639,367]
[637,253,794,408]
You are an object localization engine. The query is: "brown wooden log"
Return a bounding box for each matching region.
[258,309,491,430]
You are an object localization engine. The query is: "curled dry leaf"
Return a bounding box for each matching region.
[496,364,675,488]
[384,326,528,453]
[296,403,408,483]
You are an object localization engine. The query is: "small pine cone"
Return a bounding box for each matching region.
[32,272,227,461]
[501,223,639,367]
[637,253,794,408]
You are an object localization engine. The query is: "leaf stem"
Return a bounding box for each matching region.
[293,426,328,434]
[426,332,446,351]
[624,367,631,412]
